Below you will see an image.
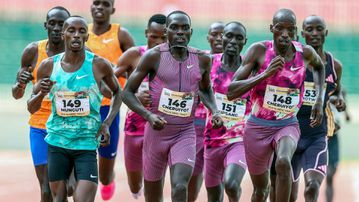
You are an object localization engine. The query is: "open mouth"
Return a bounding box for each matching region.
[94,11,104,17]
[175,37,185,43]
[71,41,81,48]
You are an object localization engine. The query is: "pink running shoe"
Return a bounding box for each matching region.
[100,181,116,201]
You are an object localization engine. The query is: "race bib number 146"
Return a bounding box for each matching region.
[158,88,194,117]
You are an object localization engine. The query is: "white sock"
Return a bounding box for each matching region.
[131,187,143,199]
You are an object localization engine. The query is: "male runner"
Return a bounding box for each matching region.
[114,13,167,199]
[122,10,223,202]
[228,9,325,202]
[204,21,248,202]
[188,20,225,202]
[86,0,135,199]
[326,90,350,202]
[289,15,346,202]
[12,7,70,202]
[28,16,121,202]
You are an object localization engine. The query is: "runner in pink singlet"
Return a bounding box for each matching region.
[122,11,223,202]
[114,14,167,199]
[204,21,249,202]
[228,9,326,202]
[188,21,225,202]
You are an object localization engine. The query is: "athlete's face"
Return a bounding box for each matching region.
[45,9,70,44]
[145,22,166,49]
[271,21,297,48]
[207,24,224,54]
[91,0,115,23]
[302,17,327,49]
[222,24,246,57]
[166,14,192,47]
[62,18,89,52]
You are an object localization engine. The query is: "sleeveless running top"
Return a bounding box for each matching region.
[250,40,306,121]
[46,51,103,150]
[87,23,124,106]
[29,39,51,129]
[124,46,149,135]
[149,43,202,125]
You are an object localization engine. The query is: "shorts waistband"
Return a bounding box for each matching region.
[248,115,298,127]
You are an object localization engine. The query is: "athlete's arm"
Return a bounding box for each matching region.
[227,42,283,100]
[118,27,135,52]
[303,45,325,127]
[114,46,141,78]
[198,52,223,128]
[27,58,54,114]
[122,48,166,130]
[93,56,122,146]
[12,42,37,99]
[331,58,346,112]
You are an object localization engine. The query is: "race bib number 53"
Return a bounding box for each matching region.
[55,92,90,117]
[158,88,194,117]
[263,85,300,114]
[303,82,326,106]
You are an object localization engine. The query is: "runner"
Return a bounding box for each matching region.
[114,13,167,199]
[122,10,223,202]
[289,15,346,202]
[27,16,121,202]
[86,0,135,199]
[204,21,248,202]
[326,89,350,202]
[228,9,325,202]
[188,21,225,202]
[12,7,70,202]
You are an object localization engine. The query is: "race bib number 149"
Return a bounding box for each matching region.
[263,85,300,114]
[158,88,194,117]
[55,92,90,117]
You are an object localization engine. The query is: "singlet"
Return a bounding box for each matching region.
[124,46,149,135]
[298,52,338,138]
[87,23,124,106]
[45,51,103,150]
[29,40,51,129]
[149,43,202,125]
[249,40,306,123]
[204,53,250,148]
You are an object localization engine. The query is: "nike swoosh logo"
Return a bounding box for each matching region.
[290,65,303,71]
[186,64,193,69]
[103,39,114,43]
[111,152,117,157]
[90,174,98,178]
[187,158,195,163]
[76,75,88,80]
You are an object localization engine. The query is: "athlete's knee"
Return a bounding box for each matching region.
[289,190,298,202]
[305,180,321,198]
[253,186,269,201]
[172,182,188,197]
[224,180,241,197]
[275,156,292,177]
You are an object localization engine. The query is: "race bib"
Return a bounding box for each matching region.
[215,93,246,128]
[303,82,326,106]
[138,81,149,92]
[55,91,90,117]
[263,85,300,114]
[158,88,194,117]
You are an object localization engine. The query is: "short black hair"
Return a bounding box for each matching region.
[166,10,191,26]
[148,14,166,27]
[62,15,88,31]
[225,21,247,33]
[46,6,71,21]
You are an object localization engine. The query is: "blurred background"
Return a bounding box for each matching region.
[0,0,358,201]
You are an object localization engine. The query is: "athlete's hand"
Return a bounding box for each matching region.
[147,113,167,130]
[211,112,223,129]
[96,123,111,147]
[264,56,285,77]
[136,90,151,106]
[330,95,346,112]
[310,101,323,127]
[18,66,34,84]
[39,78,56,95]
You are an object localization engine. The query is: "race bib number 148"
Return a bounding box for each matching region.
[263,85,300,114]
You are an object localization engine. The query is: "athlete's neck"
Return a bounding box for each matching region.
[314,46,326,61]
[169,45,188,61]
[222,53,241,70]
[62,49,86,72]
[274,41,295,61]
[92,20,111,35]
[47,42,65,56]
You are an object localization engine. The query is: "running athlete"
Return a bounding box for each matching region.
[28,16,121,202]
[204,21,248,202]
[12,7,70,202]
[289,15,346,202]
[188,20,225,202]
[114,13,167,199]
[86,0,135,199]
[228,9,325,202]
[326,89,350,202]
[122,10,223,202]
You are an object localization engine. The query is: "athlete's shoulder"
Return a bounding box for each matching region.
[326,52,343,68]
[22,41,39,56]
[93,54,112,67]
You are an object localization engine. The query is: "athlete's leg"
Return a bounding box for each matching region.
[207,185,224,202]
[73,180,97,202]
[224,164,245,202]
[29,127,52,201]
[250,171,270,202]
[144,178,165,202]
[304,171,324,202]
[290,180,300,202]
[188,175,203,202]
[170,163,193,202]
[275,136,297,202]
[269,155,277,202]
[326,134,339,202]
[204,146,225,202]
